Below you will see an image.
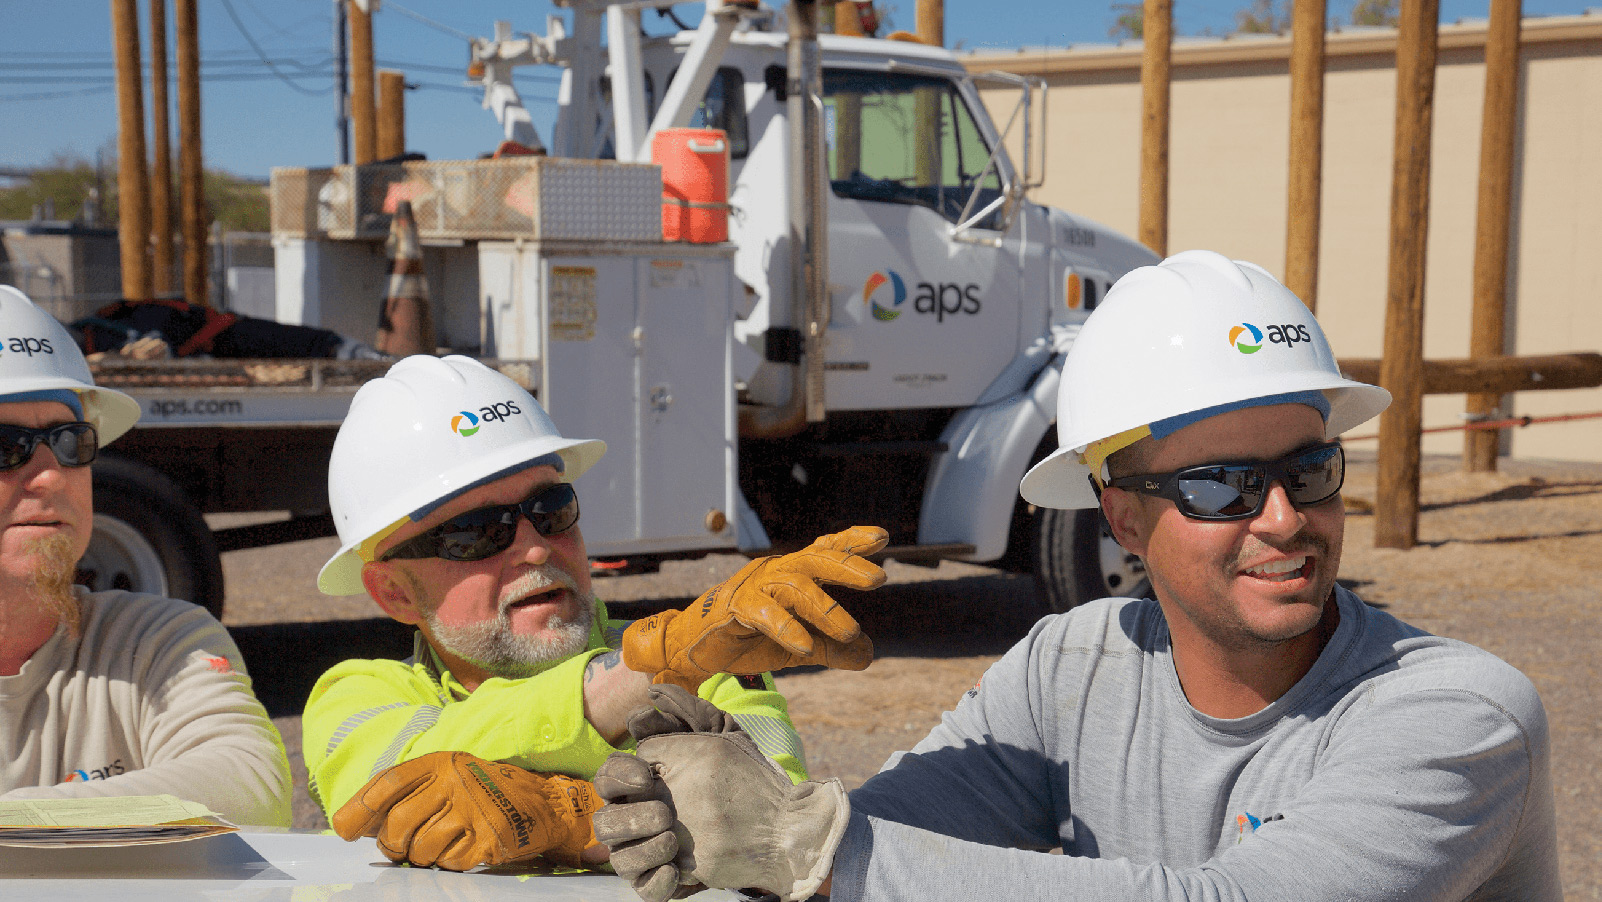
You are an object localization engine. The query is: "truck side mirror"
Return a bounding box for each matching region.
[764,65,788,101]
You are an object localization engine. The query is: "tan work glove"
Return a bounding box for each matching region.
[332,751,602,871]
[592,685,849,902]
[620,526,887,691]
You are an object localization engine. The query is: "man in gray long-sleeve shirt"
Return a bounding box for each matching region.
[592,250,1560,901]
[0,286,291,825]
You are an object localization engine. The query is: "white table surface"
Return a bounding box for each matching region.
[0,828,740,901]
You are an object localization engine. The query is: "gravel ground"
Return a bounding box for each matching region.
[219,450,1602,898]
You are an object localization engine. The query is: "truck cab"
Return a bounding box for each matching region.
[612,25,1160,608]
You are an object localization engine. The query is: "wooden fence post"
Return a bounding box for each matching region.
[1465,0,1522,471]
[1139,0,1172,258]
[1285,0,1326,311]
[1375,0,1440,549]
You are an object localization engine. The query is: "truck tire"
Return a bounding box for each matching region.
[79,454,226,619]
[1030,505,1149,614]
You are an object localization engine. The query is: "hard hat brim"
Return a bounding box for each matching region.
[317,434,606,596]
[11,376,142,444]
[1020,377,1391,510]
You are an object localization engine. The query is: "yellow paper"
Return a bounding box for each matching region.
[0,794,217,827]
[0,795,237,848]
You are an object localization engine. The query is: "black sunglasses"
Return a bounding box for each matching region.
[0,422,99,472]
[380,482,580,563]
[1106,442,1344,521]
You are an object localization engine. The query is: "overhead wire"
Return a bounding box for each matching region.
[380,2,478,43]
[217,0,332,95]
[0,6,564,111]
[0,85,116,103]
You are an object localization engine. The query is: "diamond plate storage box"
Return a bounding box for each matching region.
[271,158,663,243]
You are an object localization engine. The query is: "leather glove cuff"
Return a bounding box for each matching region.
[782,778,850,902]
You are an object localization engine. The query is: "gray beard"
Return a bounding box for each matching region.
[424,565,596,680]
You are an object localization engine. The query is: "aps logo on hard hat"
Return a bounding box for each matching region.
[1229,322,1313,355]
[451,411,481,437]
[1,335,56,356]
[1228,323,1264,354]
[450,399,524,437]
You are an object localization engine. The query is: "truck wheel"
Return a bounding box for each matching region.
[1031,506,1149,614]
[79,455,226,620]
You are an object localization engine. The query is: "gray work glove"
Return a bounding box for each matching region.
[591,685,849,902]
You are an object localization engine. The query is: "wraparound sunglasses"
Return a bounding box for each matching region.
[1105,441,1344,521]
[380,482,580,562]
[0,422,99,472]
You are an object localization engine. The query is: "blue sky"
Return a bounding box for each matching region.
[2,0,1595,179]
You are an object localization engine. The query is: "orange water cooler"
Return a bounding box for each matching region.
[654,128,730,243]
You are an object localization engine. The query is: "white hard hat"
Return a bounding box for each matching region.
[1020,250,1391,510]
[318,355,606,595]
[0,285,141,443]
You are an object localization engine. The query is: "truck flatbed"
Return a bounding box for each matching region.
[88,358,534,427]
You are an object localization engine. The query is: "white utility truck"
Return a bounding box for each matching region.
[83,0,1158,618]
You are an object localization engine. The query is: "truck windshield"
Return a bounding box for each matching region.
[822,70,1005,229]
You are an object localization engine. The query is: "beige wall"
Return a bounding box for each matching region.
[970,16,1602,463]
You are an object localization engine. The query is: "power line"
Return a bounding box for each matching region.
[373,58,470,76]
[374,58,564,85]
[0,48,331,64]
[0,70,341,85]
[0,85,116,103]
[218,0,332,95]
[0,56,331,74]
[381,2,477,43]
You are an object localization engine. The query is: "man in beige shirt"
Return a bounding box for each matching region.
[0,286,290,826]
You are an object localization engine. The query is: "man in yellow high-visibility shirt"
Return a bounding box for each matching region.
[305,354,883,872]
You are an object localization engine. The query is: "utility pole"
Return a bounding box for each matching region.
[334,0,350,164]
[377,70,406,160]
[149,0,175,296]
[112,0,153,302]
[916,0,944,45]
[176,0,208,307]
[348,0,377,165]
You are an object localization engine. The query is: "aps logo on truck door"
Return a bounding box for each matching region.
[863,270,982,324]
